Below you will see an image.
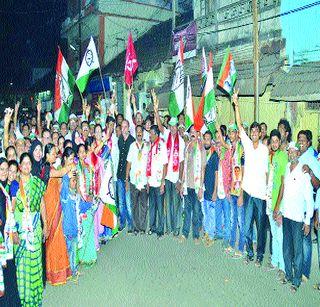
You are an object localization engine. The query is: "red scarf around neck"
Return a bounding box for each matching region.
[146,137,161,177]
[167,132,179,172]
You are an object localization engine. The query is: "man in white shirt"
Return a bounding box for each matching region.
[153,91,185,236]
[297,130,320,282]
[179,126,206,245]
[233,90,269,266]
[126,125,149,235]
[146,125,168,239]
[277,142,314,292]
[65,114,78,141]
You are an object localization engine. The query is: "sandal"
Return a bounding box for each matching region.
[290,285,298,293]
[313,283,320,291]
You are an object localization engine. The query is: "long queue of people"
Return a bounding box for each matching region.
[0,89,319,306]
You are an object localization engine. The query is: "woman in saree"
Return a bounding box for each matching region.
[77,141,97,265]
[13,153,47,307]
[29,139,50,287]
[94,124,117,242]
[43,143,75,285]
[0,157,20,306]
[92,124,109,246]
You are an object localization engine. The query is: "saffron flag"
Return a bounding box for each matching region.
[76,36,100,93]
[185,76,194,131]
[54,48,75,124]
[124,32,139,86]
[168,37,185,117]
[217,47,237,95]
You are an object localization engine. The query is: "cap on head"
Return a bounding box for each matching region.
[69,114,77,121]
[228,123,238,131]
[287,141,300,151]
[243,122,249,129]
[168,117,178,126]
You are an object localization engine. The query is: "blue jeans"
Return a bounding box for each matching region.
[302,219,312,278]
[202,199,216,239]
[244,192,266,260]
[268,215,284,271]
[215,197,231,245]
[283,217,304,287]
[164,180,182,235]
[182,188,201,239]
[117,179,133,231]
[149,186,164,235]
[318,228,320,272]
[230,195,245,252]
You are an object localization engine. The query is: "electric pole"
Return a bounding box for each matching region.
[252,0,259,122]
[172,0,176,30]
[78,0,82,68]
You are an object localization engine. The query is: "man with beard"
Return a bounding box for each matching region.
[233,90,269,267]
[146,125,168,239]
[266,130,288,277]
[202,131,218,247]
[179,125,206,245]
[277,142,314,293]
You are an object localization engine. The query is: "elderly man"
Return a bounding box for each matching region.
[146,125,168,239]
[276,142,314,293]
[179,125,206,244]
[126,125,149,235]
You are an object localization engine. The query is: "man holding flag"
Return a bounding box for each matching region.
[153,90,185,238]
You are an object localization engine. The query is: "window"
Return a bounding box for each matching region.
[200,0,215,17]
[200,0,206,16]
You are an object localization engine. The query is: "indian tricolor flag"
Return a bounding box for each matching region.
[54,48,75,124]
[185,76,194,131]
[76,36,100,93]
[168,37,185,117]
[217,48,237,95]
[195,52,216,134]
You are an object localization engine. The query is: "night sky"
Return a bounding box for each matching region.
[0,1,67,93]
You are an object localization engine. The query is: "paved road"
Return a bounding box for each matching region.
[43,232,320,306]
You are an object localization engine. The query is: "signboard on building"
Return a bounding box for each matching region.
[87,75,113,94]
[172,21,197,60]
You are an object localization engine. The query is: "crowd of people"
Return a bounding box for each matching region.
[0,88,319,306]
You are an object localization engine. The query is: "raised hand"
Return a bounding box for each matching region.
[111,91,116,104]
[85,103,91,119]
[4,108,14,126]
[95,100,102,113]
[15,101,21,113]
[151,89,158,112]
[37,99,42,113]
[232,88,240,106]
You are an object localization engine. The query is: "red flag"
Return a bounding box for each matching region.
[124,32,138,86]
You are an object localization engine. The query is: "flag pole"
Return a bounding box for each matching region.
[98,65,107,101]
[96,42,107,102]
